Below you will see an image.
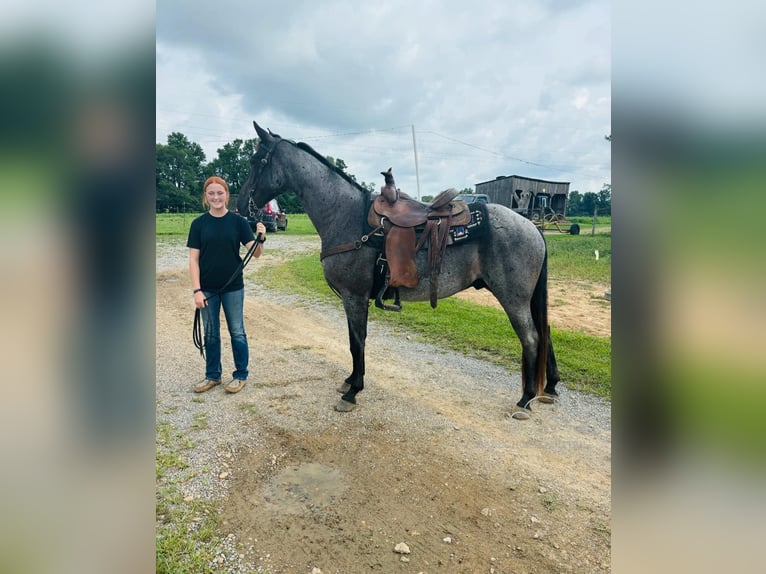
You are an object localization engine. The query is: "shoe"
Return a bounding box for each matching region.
[224,378,247,394]
[193,379,221,393]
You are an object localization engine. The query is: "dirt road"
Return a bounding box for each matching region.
[156,235,611,573]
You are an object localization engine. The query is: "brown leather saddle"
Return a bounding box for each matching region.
[368,169,471,310]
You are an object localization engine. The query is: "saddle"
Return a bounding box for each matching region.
[369,169,471,310]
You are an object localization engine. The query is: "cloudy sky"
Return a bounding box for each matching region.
[157,0,610,197]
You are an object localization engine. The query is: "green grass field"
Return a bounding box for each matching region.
[567,215,611,226]
[546,233,611,284]
[156,212,317,236]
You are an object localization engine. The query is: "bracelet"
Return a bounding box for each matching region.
[257,236,267,244]
[193,288,203,294]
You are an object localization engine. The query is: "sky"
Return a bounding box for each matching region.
[156,0,611,198]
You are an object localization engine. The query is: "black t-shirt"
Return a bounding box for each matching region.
[187,211,255,292]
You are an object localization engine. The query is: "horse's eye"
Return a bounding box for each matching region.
[261,158,268,165]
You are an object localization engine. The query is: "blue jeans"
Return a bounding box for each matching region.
[201,288,248,381]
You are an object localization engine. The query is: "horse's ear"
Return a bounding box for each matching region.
[252,121,274,143]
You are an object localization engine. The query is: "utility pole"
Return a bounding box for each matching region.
[411,125,421,200]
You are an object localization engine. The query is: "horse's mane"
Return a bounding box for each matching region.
[295,141,368,194]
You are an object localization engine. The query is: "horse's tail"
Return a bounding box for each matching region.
[530,246,549,398]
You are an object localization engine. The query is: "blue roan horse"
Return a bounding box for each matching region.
[238,121,560,419]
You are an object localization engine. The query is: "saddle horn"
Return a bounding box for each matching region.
[380,167,398,204]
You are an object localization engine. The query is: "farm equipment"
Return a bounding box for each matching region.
[519,192,580,235]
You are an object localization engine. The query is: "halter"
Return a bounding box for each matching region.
[243,137,286,203]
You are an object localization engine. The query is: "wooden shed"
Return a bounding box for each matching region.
[475,175,570,219]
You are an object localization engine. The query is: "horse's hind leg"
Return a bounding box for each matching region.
[518,338,542,411]
[543,326,560,398]
[335,295,369,412]
[504,310,543,414]
[533,328,561,404]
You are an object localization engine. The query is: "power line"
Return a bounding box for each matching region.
[421,130,574,172]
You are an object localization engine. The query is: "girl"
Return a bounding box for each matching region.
[187,176,266,393]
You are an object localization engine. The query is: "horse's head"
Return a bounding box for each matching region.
[237,121,284,216]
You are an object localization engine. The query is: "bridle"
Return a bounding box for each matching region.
[242,137,286,205]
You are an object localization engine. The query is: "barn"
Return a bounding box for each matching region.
[475,175,571,219]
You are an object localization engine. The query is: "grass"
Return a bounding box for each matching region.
[191,413,209,431]
[156,212,317,236]
[256,247,612,399]
[238,402,259,415]
[545,233,611,284]
[156,420,232,574]
[156,212,202,235]
[568,215,611,226]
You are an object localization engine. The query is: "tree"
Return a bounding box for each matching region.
[156,132,207,212]
[581,192,599,215]
[597,183,611,215]
[278,192,302,214]
[207,138,259,194]
[328,156,361,183]
[567,190,582,215]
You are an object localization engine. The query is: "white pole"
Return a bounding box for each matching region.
[411,124,421,200]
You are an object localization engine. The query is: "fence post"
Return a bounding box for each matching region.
[591,206,598,235]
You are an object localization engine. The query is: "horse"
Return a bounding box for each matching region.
[238,121,560,420]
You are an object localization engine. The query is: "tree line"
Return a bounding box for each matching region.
[156,132,377,214]
[567,184,611,216]
[157,131,610,217]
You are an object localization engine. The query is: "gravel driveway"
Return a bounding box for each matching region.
[156,234,611,573]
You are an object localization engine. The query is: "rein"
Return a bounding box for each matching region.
[193,238,259,358]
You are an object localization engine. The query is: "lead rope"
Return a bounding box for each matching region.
[193,236,261,358]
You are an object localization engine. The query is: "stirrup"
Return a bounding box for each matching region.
[375,280,401,312]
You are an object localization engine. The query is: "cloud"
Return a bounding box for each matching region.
[157,0,611,194]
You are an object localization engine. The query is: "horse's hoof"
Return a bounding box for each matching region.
[510,405,531,420]
[334,399,356,412]
[337,383,351,394]
[537,393,557,404]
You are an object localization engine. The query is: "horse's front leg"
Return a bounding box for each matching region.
[335,294,369,412]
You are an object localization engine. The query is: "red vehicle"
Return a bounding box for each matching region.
[245,198,288,232]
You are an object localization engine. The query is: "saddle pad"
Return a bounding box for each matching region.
[449,203,489,244]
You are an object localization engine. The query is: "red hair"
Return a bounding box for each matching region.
[202,176,230,209]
